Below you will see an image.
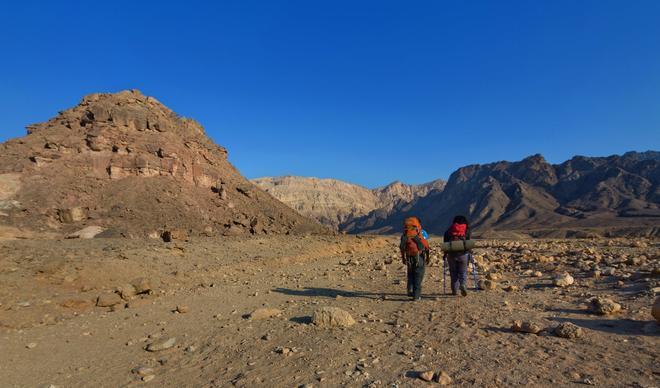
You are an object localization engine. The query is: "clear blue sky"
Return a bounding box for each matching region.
[1,1,659,188]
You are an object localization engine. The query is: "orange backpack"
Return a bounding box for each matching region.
[400,217,429,256]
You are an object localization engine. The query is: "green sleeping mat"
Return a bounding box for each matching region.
[441,240,476,252]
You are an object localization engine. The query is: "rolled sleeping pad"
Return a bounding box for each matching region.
[441,239,476,252]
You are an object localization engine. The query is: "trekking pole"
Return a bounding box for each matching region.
[442,254,447,294]
[470,253,478,290]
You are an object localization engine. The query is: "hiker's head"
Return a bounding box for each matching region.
[452,215,468,226]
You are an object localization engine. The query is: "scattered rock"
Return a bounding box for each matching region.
[312,307,355,327]
[248,308,282,320]
[142,375,155,382]
[533,271,543,278]
[26,342,37,349]
[96,292,123,307]
[554,322,583,339]
[589,298,621,315]
[131,277,152,294]
[146,337,177,352]
[504,285,519,292]
[418,371,434,382]
[512,320,542,334]
[176,305,189,314]
[132,366,154,376]
[66,225,105,239]
[58,207,85,223]
[478,279,497,290]
[553,273,574,287]
[436,371,453,385]
[117,284,137,300]
[652,296,660,323]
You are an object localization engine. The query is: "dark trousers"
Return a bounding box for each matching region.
[447,253,469,294]
[406,254,425,299]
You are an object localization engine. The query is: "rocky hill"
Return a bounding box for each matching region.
[251,176,445,229]
[344,152,660,237]
[0,90,326,239]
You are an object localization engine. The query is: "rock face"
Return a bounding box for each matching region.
[343,152,660,236]
[252,176,445,230]
[0,90,326,238]
[311,307,356,327]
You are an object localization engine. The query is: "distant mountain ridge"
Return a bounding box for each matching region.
[344,151,660,237]
[251,176,446,229]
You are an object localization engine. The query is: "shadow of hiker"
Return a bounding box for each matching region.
[549,317,659,336]
[272,287,410,301]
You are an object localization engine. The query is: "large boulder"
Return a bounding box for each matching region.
[312,307,355,328]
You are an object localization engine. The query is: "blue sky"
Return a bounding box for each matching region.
[1,1,659,188]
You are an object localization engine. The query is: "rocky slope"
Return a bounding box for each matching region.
[251,176,445,229]
[344,152,660,237]
[0,90,326,239]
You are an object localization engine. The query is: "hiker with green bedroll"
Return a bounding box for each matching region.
[442,215,473,296]
[399,216,430,301]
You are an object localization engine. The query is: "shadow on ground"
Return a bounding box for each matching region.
[550,317,659,336]
[272,287,410,301]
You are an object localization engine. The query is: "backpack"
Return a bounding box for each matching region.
[441,222,475,252]
[400,217,429,256]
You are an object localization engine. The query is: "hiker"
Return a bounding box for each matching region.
[443,215,471,296]
[400,217,429,300]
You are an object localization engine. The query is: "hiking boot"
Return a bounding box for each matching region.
[460,284,468,297]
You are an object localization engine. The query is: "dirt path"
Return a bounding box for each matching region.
[0,236,658,387]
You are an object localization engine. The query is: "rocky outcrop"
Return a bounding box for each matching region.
[0,90,326,238]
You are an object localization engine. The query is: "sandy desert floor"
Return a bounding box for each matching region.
[0,235,658,387]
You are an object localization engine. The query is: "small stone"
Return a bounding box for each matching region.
[504,285,519,292]
[117,284,137,300]
[146,337,177,352]
[418,371,434,382]
[96,293,123,307]
[652,296,660,323]
[176,305,189,314]
[132,366,154,376]
[553,273,574,287]
[436,371,453,385]
[533,271,543,277]
[589,298,621,315]
[512,320,541,334]
[486,273,501,281]
[248,308,282,320]
[142,375,155,382]
[554,322,583,339]
[131,277,152,294]
[478,279,497,290]
[26,342,37,349]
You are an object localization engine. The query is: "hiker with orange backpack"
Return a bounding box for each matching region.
[399,217,430,301]
[443,215,472,296]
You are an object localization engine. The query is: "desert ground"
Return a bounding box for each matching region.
[0,235,658,387]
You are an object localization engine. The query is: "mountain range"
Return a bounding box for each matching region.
[258,152,660,237]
